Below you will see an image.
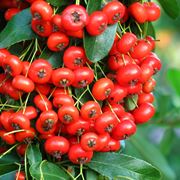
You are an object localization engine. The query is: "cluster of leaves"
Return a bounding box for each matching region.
[0,0,179,179]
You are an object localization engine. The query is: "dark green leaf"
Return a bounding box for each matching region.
[27,144,42,166]
[0,170,16,180]
[129,133,176,180]
[0,151,20,164]
[8,43,24,56]
[167,68,180,96]
[0,8,36,48]
[158,0,180,19]
[86,152,161,180]
[86,0,102,14]
[30,161,70,180]
[159,128,175,156]
[84,0,117,62]
[74,88,92,104]
[46,0,69,7]
[84,24,117,62]
[146,22,156,38]
[124,94,138,111]
[40,48,63,68]
[86,169,99,180]
[0,163,18,175]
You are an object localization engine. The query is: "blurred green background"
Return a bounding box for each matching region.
[124,1,180,180]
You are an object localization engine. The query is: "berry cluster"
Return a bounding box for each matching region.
[29,1,127,51]
[0,0,162,176]
[129,2,161,24]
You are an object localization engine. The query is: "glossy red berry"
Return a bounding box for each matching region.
[68,144,93,164]
[44,136,70,159]
[144,2,161,22]
[80,101,101,121]
[132,103,155,124]
[2,55,22,76]
[10,113,30,130]
[86,11,108,36]
[67,118,90,136]
[61,5,89,31]
[102,1,125,24]
[4,8,20,21]
[31,19,52,37]
[95,111,118,134]
[116,64,142,85]
[47,32,69,52]
[53,94,74,108]
[12,75,35,93]
[51,14,64,32]
[30,0,53,21]
[81,132,100,151]
[72,67,94,88]
[128,2,147,24]
[112,120,136,140]
[63,46,87,70]
[58,105,79,124]
[92,78,114,101]
[34,94,52,111]
[130,39,152,59]
[28,59,52,84]
[108,84,127,104]
[116,32,137,54]
[15,171,25,180]
[51,68,75,87]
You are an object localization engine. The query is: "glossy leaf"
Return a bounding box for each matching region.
[27,144,42,166]
[167,68,180,96]
[0,8,36,48]
[84,24,117,62]
[159,128,175,156]
[146,22,156,38]
[84,0,117,62]
[158,0,180,19]
[86,0,102,14]
[124,94,138,111]
[0,152,20,164]
[86,152,161,180]
[0,170,16,180]
[46,0,69,7]
[86,169,99,180]
[129,133,176,180]
[40,48,63,68]
[0,163,18,175]
[30,161,69,180]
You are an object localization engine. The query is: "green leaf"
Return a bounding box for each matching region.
[30,161,70,180]
[86,169,99,180]
[84,24,117,62]
[0,151,20,164]
[0,8,36,48]
[86,0,102,14]
[159,128,175,156]
[167,68,180,96]
[0,163,18,175]
[86,152,161,180]
[84,0,117,62]
[146,22,156,38]
[40,48,63,68]
[124,94,138,111]
[74,88,92,104]
[158,0,180,19]
[0,170,16,180]
[46,0,69,7]
[27,144,42,166]
[129,133,176,180]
